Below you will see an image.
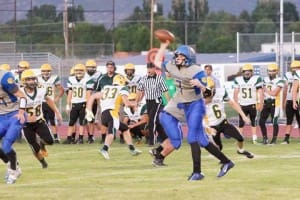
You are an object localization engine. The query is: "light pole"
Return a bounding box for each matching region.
[63,0,69,58]
[279,0,284,75]
[150,0,157,49]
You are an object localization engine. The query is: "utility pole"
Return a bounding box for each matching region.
[71,0,75,58]
[63,0,69,58]
[13,0,17,52]
[279,0,284,75]
[150,0,157,49]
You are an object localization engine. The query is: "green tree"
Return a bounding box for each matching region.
[114,24,150,51]
[56,5,85,22]
[27,4,57,21]
[252,1,279,23]
[74,23,110,43]
[287,21,300,32]
[187,0,208,21]
[284,2,299,22]
[196,11,238,53]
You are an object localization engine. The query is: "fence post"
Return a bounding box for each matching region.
[236,32,239,63]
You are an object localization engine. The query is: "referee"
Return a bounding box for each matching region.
[137,62,169,146]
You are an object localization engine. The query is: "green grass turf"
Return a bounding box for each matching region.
[1,139,300,200]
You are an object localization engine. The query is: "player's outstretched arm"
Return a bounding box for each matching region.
[228,99,250,124]
[292,79,299,109]
[154,41,170,69]
[14,89,27,124]
[45,96,62,125]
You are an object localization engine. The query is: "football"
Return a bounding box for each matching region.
[154,29,175,43]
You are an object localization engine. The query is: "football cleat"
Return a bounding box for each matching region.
[6,168,22,184]
[262,137,268,145]
[237,150,254,159]
[130,149,142,156]
[76,138,84,144]
[281,140,289,144]
[217,161,235,178]
[5,162,22,181]
[40,159,48,169]
[99,149,110,160]
[269,138,277,145]
[148,148,158,157]
[188,172,205,181]
[54,138,60,144]
[152,158,166,167]
[62,138,72,144]
[87,137,95,144]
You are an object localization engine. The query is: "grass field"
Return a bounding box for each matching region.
[1,139,300,200]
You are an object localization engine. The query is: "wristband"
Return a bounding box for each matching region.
[19,97,27,109]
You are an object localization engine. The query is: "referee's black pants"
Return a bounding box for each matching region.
[146,98,167,145]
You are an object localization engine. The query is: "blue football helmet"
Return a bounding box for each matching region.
[174,45,196,67]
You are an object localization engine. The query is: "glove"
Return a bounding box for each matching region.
[85,109,95,122]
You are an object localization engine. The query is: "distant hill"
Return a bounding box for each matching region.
[0,0,299,24]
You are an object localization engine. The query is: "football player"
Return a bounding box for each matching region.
[85,59,102,144]
[152,42,234,180]
[0,66,26,184]
[233,64,264,144]
[282,60,300,144]
[86,74,142,160]
[64,63,93,144]
[21,69,62,168]
[15,60,30,86]
[122,93,148,143]
[259,64,285,144]
[0,63,11,71]
[204,80,254,158]
[38,63,64,143]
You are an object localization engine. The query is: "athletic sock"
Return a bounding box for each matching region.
[190,142,201,173]
[0,148,9,163]
[6,150,17,170]
[128,144,135,151]
[101,134,106,143]
[205,142,230,164]
[285,134,290,141]
[102,145,109,151]
[156,145,163,153]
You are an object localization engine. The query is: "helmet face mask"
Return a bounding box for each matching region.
[113,74,127,86]
[242,70,253,80]
[21,69,37,89]
[41,70,51,79]
[125,69,135,77]
[24,77,38,90]
[174,53,187,67]
[18,61,30,73]
[267,64,278,79]
[86,66,96,76]
[75,69,85,79]
[40,63,52,79]
[173,45,196,67]
[74,64,86,79]
[268,70,277,79]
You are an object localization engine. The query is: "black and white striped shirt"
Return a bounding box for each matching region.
[137,74,168,100]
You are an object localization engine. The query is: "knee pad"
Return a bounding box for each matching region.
[159,111,182,149]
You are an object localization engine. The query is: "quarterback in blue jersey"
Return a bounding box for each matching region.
[151,41,234,181]
[0,69,27,184]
